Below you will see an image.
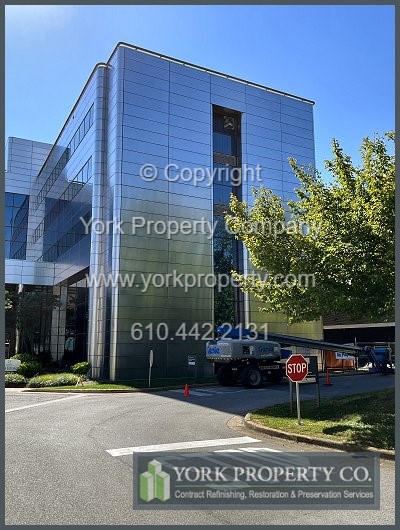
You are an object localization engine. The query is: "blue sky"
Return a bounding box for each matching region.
[5,4,394,176]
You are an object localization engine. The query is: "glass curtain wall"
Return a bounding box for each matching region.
[212,106,244,327]
[5,192,29,260]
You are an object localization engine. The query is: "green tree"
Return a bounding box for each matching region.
[5,290,13,311]
[5,290,60,355]
[225,132,394,323]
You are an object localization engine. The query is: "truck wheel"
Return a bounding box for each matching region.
[240,366,263,388]
[216,365,236,386]
[265,369,284,383]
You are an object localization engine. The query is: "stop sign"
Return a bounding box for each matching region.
[286,354,308,382]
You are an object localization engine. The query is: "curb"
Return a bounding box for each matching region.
[244,414,395,461]
[22,382,219,394]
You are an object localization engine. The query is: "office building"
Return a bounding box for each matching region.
[5,43,321,381]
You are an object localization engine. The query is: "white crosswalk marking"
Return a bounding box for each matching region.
[106,436,261,457]
[5,394,85,413]
[168,388,249,397]
[214,446,281,453]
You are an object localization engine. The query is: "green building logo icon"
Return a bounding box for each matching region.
[139,459,170,502]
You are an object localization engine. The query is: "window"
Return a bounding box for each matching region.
[35,104,94,211]
[5,193,29,259]
[212,106,243,327]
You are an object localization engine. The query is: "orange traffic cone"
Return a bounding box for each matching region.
[324,368,332,386]
[183,383,191,397]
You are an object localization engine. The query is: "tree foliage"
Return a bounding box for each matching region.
[5,290,60,354]
[225,132,395,323]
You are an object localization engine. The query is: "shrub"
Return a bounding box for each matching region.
[11,353,40,364]
[27,373,79,388]
[37,351,53,367]
[17,361,43,378]
[70,362,91,376]
[5,373,27,387]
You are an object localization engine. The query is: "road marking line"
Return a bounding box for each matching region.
[106,436,261,457]
[168,388,248,396]
[213,449,243,453]
[168,389,219,396]
[5,394,85,413]
[215,446,281,453]
[238,446,282,453]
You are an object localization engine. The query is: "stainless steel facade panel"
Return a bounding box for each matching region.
[124,57,170,80]
[124,138,169,157]
[283,170,302,185]
[122,126,169,146]
[168,136,211,155]
[282,133,315,150]
[245,84,282,102]
[168,239,213,256]
[281,122,314,140]
[281,114,314,130]
[170,71,210,92]
[170,93,211,113]
[169,103,210,123]
[123,172,168,192]
[167,181,212,199]
[246,143,283,162]
[246,113,282,132]
[211,84,246,103]
[168,149,211,167]
[245,104,281,123]
[170,82,210,102]
[168,193,211,210]
[123,117,169,135]
[170,61,210,82]
[247,154,283,171]
[282,144,315,159]
[124,80,170,102]
[210,94,246,112]
[168,125,210,145]
[169,114,211,134]
[122,150,168,168]
[281,97,313,111]
[211,75,245,93]
[281,105,313,122]
[245,164,283,182]
[245,95,281,113]
[123,68,170,91]
[121,188,169,205]
[123,92,169,113]
[246,123,282,141]
[119,234,168,251]
[123,104,169,124]
[246,134,282,151]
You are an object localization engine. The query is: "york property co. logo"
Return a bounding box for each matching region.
[139,460,170,502]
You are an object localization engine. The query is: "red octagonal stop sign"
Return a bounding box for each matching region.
[286,354,308,382]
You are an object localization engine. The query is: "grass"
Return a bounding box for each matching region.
[26,384,140,392]
[251,388,394,450]
[25,376,217,392]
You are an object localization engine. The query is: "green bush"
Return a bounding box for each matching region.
[11,353,40,364]
[5,373,27,387]
[70,362,91,376]
[17,361,43,378]
[27,373,79,388]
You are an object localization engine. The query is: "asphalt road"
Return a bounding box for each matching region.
[5,373,395,525]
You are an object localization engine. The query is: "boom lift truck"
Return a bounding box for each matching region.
[206,325,394,388]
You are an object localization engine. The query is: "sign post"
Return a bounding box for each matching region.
[286,354,308,425]
[148,349,154,388]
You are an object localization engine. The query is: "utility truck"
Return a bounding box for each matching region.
[206,325,392,388]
